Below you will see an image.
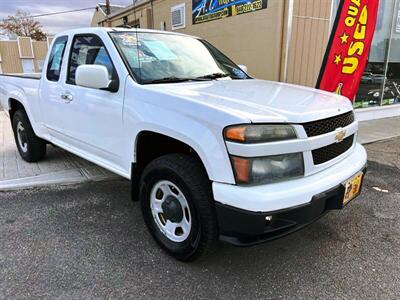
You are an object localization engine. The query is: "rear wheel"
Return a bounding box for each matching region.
[139,154,218,262]
[12,110,47,162]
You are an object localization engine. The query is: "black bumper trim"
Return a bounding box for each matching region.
[216,167,367,247]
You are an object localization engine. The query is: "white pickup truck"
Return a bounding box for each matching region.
[0,28,367,261]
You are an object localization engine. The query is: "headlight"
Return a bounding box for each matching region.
[224,125,297,144]
[231,153,304,185]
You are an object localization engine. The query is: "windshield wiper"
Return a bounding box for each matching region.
[144,76,210,84]
[195,73,231,80]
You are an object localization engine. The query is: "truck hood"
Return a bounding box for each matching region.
[149,79,353,123]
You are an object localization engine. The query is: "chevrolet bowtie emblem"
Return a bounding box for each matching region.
[335,129,346,143]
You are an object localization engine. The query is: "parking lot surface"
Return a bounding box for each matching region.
[0,138,399,299]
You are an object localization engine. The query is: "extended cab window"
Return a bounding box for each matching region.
[46,36,68,82]
[67,34,117,85]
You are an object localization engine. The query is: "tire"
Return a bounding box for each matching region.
[12,109,47,162]
[139,154,218,262]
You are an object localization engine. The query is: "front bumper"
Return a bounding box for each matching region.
[212,143,368,246]
[216,168,366,246]
[213,143,367,212]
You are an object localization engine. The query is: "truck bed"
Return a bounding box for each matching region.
[0,73,41,117]
[0,73,41,80]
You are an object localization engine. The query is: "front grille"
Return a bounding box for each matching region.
[303,111,354,137]
[312,135,354,165]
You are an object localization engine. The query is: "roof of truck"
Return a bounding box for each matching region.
[55,27,197,39]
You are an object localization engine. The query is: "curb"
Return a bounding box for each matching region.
[0,168,120,191]
[358,135,400,145]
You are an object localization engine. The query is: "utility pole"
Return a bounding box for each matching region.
[105,0,112,27]
[105,0,111,15]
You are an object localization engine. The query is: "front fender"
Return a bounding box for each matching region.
[124,102,236,184]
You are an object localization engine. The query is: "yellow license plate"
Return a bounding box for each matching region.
[343,172,364,206]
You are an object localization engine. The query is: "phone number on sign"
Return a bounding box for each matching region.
[236,0,263,14]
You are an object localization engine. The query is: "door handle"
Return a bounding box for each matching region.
[60,92,73,103]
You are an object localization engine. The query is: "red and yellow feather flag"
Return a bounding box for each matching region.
[316,0,380,101]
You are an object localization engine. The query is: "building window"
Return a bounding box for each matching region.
[160,21,166,31]
[171,3,185,30]
[354,0,400,109]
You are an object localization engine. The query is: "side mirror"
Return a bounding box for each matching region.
[76,65,115,91]
[238,64,248,74]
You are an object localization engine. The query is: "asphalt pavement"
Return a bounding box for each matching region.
[0,138,399,299]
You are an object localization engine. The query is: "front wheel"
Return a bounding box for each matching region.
[139,154,218,262]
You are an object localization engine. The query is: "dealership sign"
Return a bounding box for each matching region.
[316,0,380,101]
[192,0,268,24]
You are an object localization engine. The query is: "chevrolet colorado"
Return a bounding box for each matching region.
[0,28,367,261]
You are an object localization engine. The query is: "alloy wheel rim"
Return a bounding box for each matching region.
[16,122,28,153]
[150,180,192,243]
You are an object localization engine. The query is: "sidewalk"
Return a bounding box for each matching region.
[1,110,399,190]
[358,116,400,144]
[0,111,119,190]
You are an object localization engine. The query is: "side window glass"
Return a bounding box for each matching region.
[46,36,68,82]
[67,35,117,85]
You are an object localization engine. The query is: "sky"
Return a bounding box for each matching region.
[0,0,133,35]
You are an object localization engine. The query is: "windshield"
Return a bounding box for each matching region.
[110,31,249,84]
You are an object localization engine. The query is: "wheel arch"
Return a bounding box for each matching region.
[134,130,210,178]
[130,129,223,202]
[8,97,26,121]
[7,94,44,139]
